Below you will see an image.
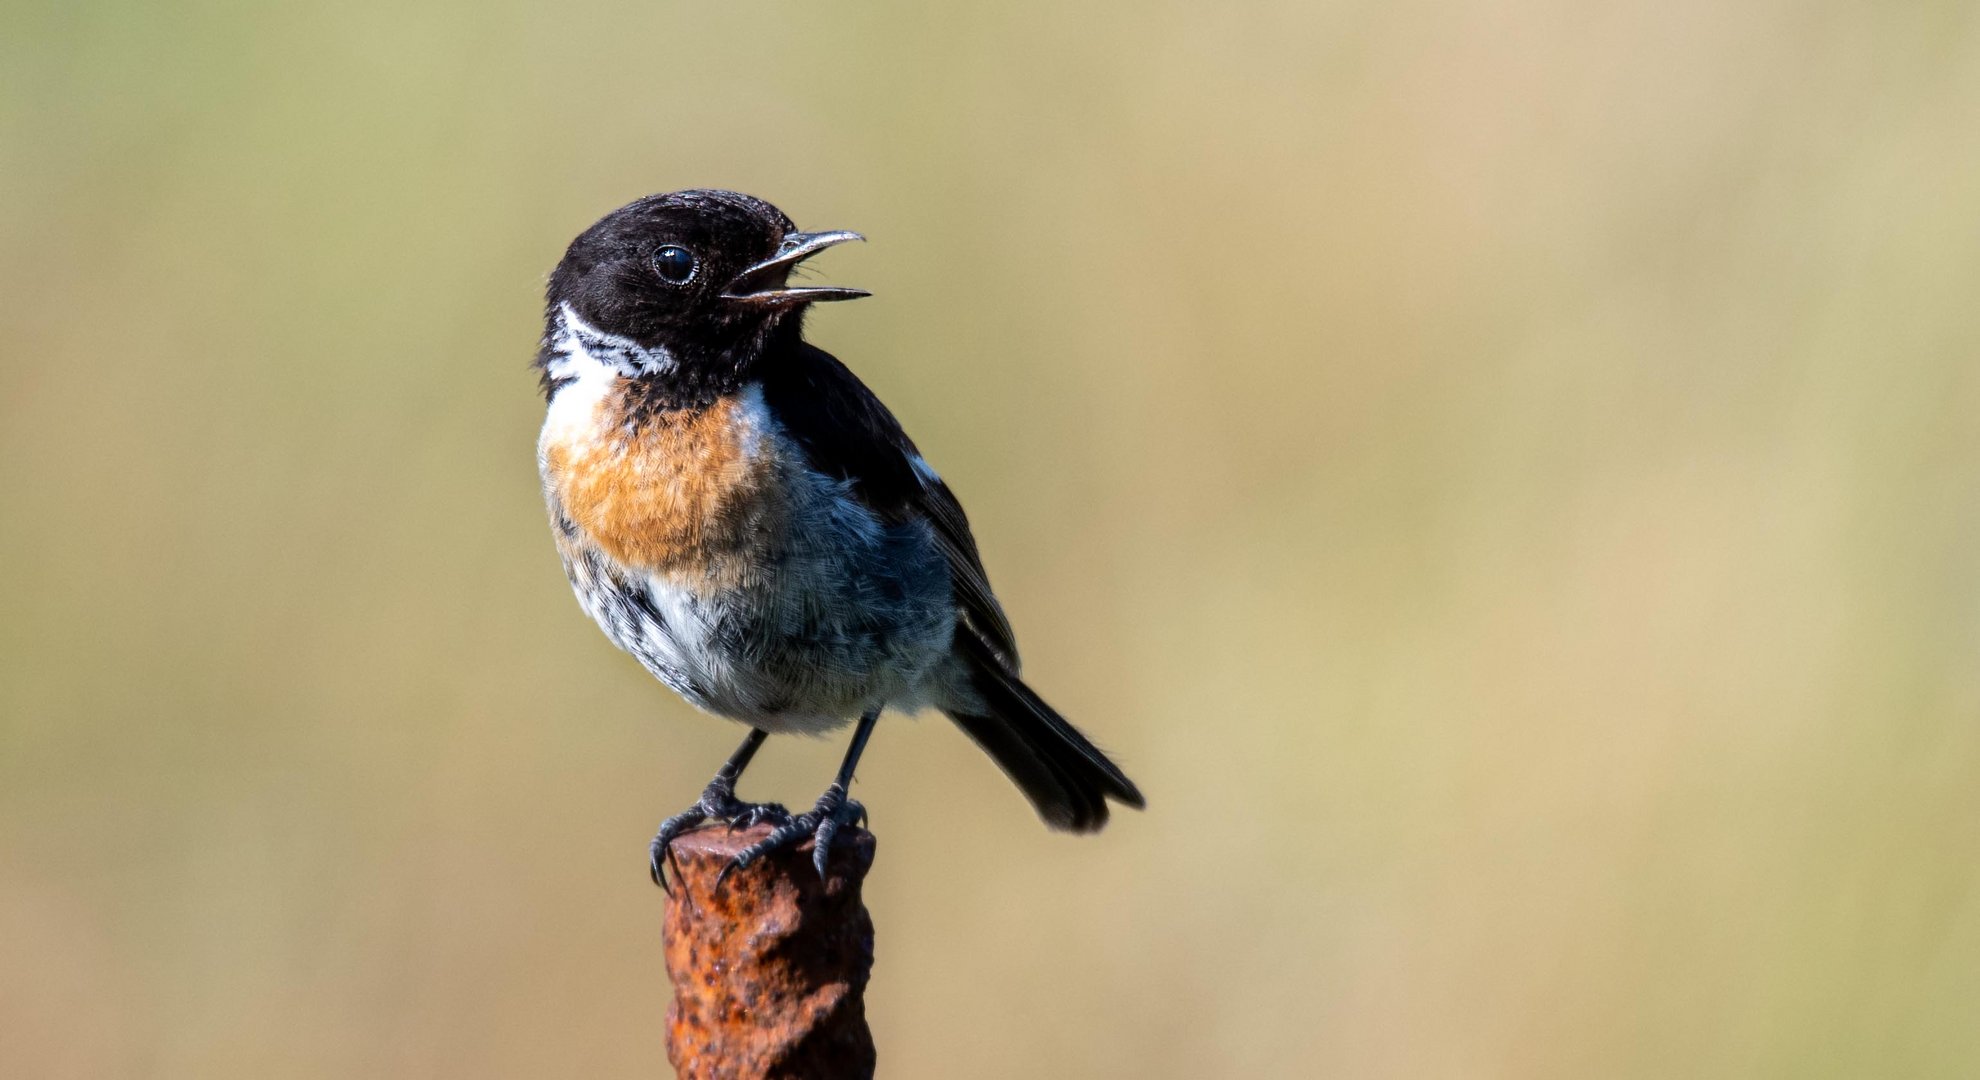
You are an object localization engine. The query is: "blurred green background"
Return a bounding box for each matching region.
[4,1,1979,1076]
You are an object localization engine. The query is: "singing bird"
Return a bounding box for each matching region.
[534,189,1143,884]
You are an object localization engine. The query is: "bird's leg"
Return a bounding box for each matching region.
[721,710,877,885]
[650,728,790,890]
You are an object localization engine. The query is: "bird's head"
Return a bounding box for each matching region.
[542,189,865,393]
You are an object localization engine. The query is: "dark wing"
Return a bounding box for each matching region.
[756,342,1021,669]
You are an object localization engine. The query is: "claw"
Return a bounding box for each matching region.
[717,784,865,885]
[649,778,789,891]
[735,802,790,830]
[650,806,708,893]
[813,816,839,880]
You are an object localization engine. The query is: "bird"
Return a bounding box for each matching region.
[533,189,1143,886]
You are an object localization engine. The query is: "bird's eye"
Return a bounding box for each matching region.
[652,245,697,285]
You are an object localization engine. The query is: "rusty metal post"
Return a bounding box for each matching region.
[661,823,878,1079]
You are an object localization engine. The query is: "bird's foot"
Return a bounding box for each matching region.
[718,783,866,886]
[649,778,791,891]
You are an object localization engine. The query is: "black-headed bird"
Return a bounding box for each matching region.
[534,190,1142,885]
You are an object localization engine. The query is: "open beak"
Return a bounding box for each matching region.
[723,230,869,305]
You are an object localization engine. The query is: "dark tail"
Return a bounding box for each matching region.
[946,630,1145,833]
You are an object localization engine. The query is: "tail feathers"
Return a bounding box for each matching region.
[947,630,1145,833]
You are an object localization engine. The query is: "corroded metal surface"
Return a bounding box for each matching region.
[662,824,877,1080]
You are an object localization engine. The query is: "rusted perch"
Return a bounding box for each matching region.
[662,823,878,1080]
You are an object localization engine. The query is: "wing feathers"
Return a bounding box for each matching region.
[757,343,1019,666]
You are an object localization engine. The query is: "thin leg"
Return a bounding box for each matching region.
[650,728,791,891]
[722,710,879,884]
[714,728,771,788]
[831,711,878,792]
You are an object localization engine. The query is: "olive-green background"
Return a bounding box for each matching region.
[5,2,1978,1076]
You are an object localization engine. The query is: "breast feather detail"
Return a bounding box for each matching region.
[542,385,782,575]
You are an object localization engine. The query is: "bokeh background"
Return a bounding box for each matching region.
[5,1,1979,1076]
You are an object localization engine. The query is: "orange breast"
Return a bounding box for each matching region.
[543,391,780,574]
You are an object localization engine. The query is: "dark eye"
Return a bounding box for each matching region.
[652,245,697,285]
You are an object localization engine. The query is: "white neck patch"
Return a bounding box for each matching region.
[545,303,677,382]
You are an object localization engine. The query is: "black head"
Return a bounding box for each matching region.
[544,189,865,382]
